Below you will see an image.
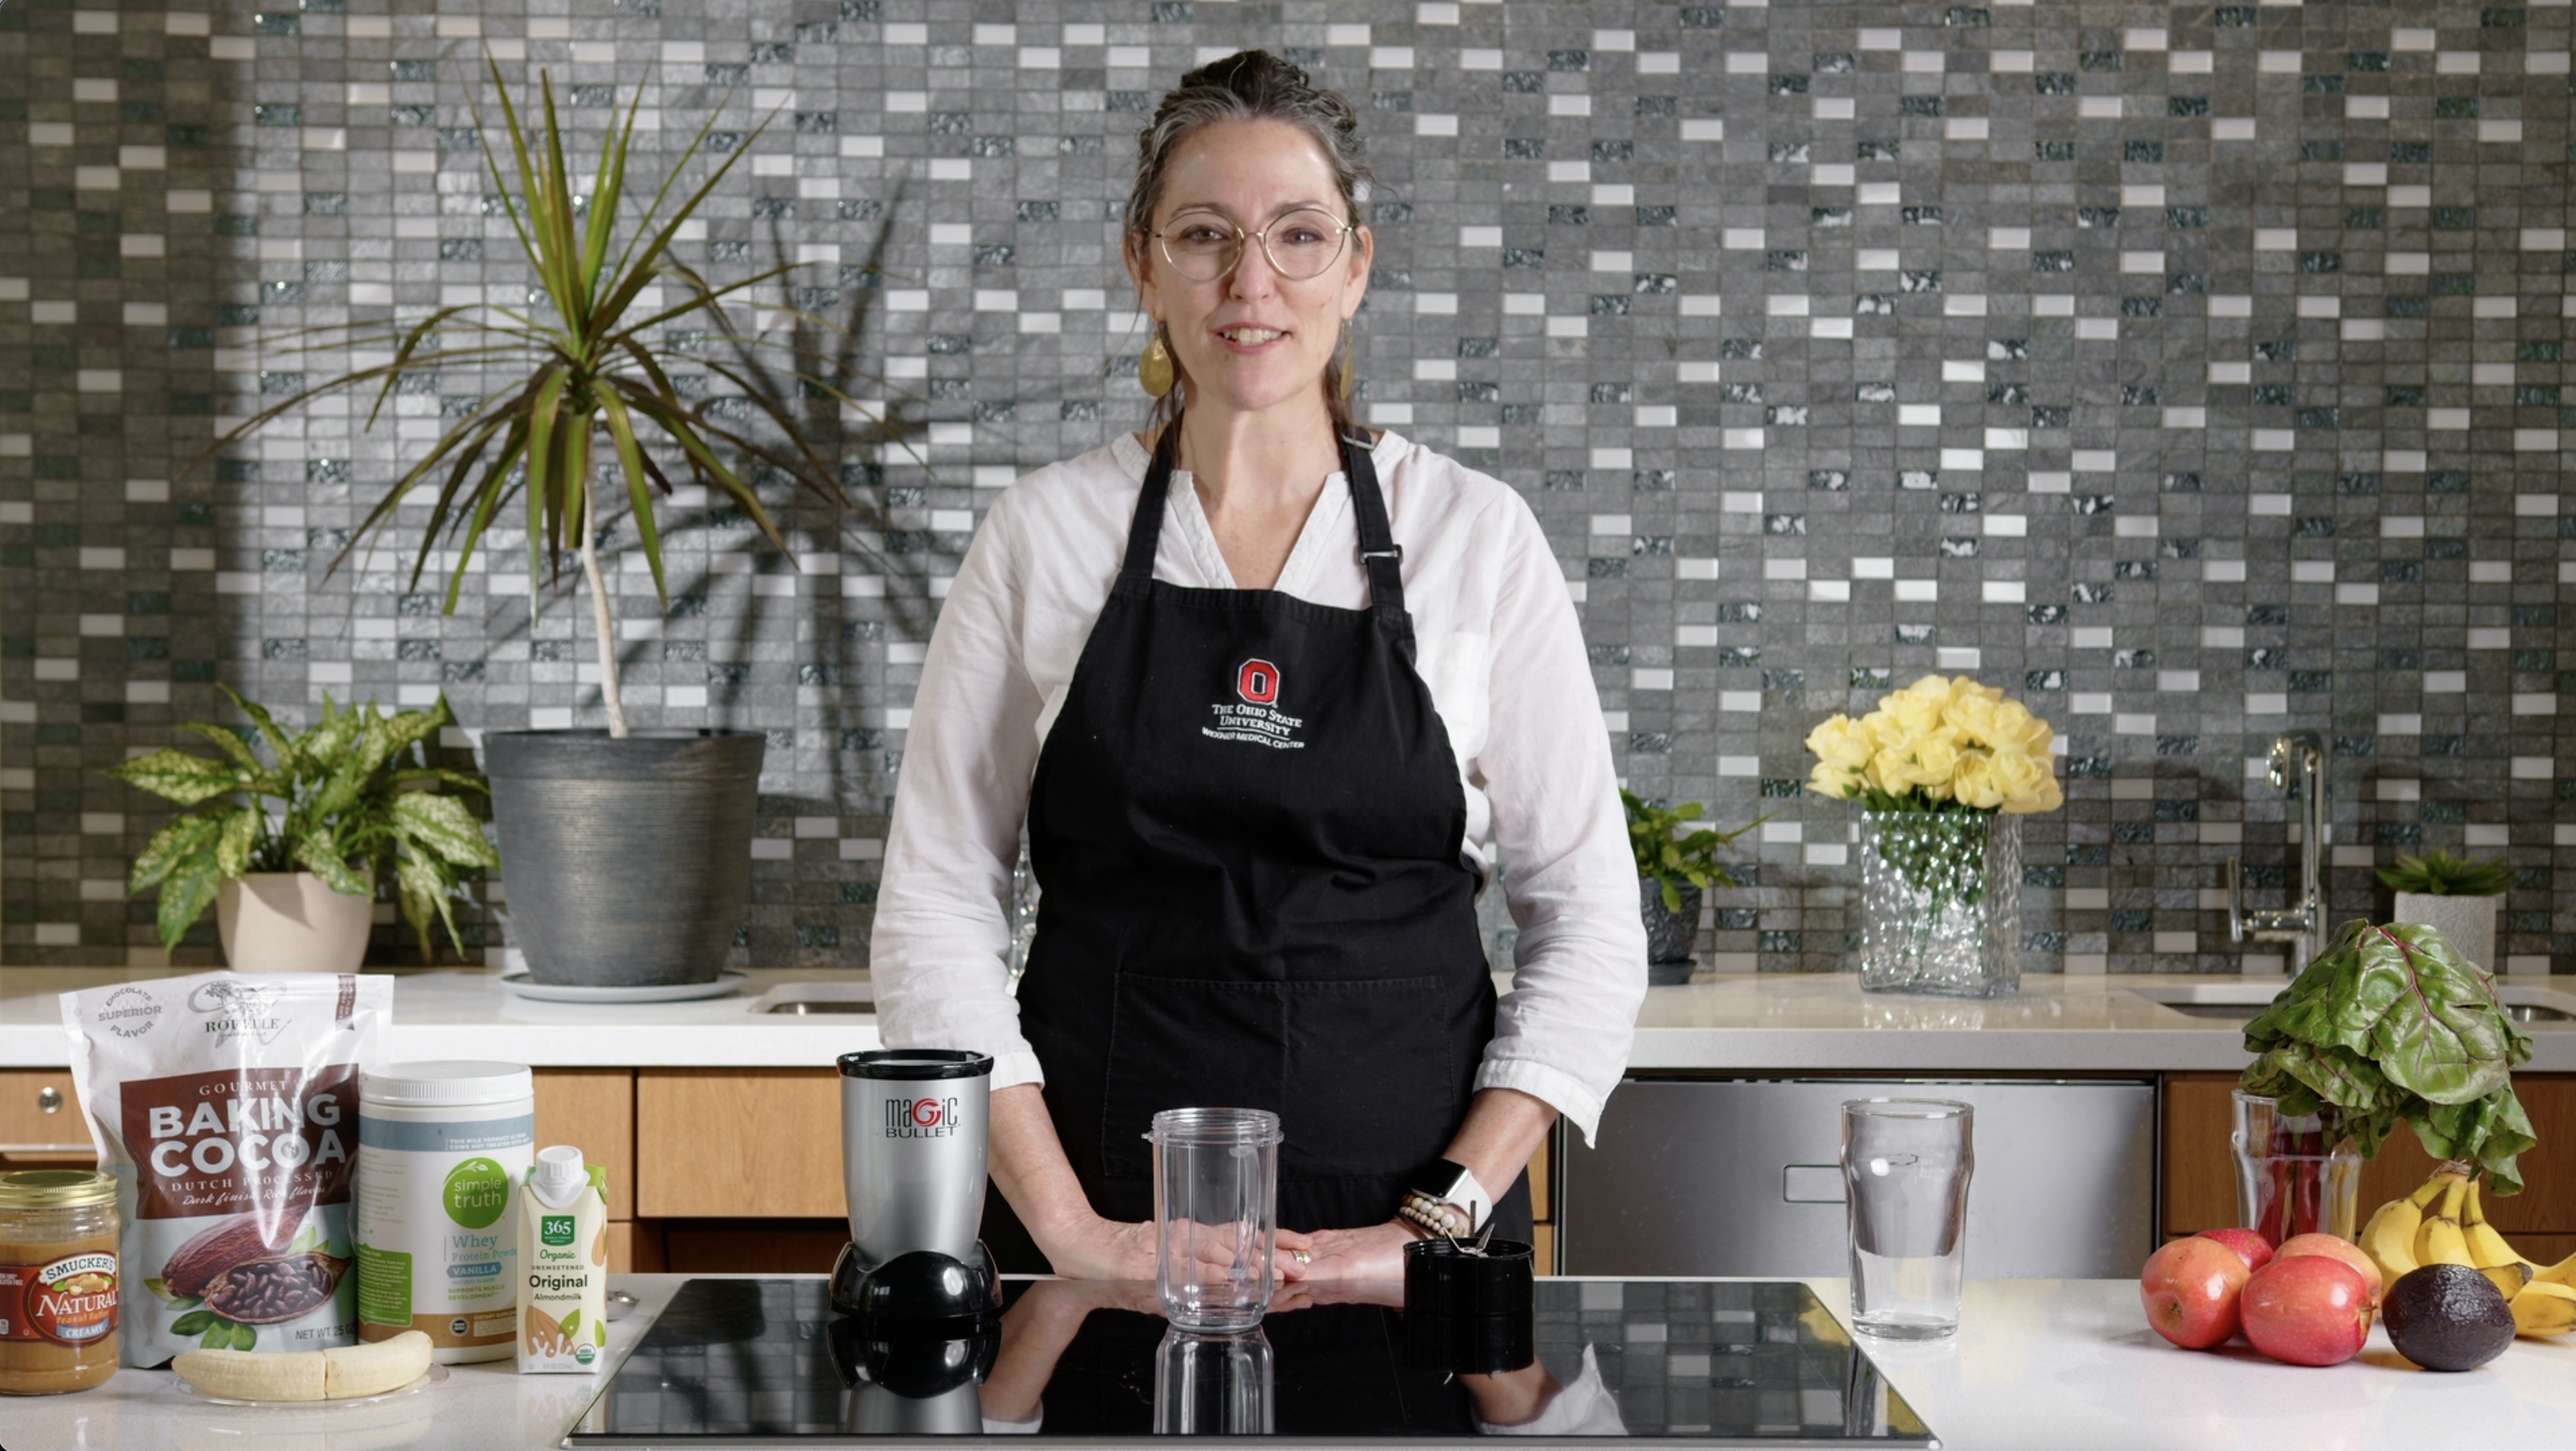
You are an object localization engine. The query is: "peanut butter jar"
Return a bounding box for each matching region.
[0,1170,121,1394]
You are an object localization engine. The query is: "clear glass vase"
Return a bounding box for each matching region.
[2231,1091,2361,1243]
[1856,809,2021,997]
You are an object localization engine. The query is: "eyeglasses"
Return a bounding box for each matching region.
[1153,207,1354,283]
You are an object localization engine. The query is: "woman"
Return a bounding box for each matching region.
[873,50,1646,1281]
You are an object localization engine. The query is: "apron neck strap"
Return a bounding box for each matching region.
[1118,421,1185,589]
[1339,428,1409,622]
[1120,418,1411,628]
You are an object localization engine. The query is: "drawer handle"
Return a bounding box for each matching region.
[37,1086,62,1114]
[1783,1165,1846,1204]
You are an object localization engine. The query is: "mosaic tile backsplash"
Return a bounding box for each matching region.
[4,1,2574,974]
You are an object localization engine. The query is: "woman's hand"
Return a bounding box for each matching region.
[1276,1219,1418,1282]
[1029,1211,1161,1281]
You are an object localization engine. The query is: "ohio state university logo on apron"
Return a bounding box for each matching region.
[1205,657,1304,750]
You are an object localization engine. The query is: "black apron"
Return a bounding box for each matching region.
[984,422,1530,1271]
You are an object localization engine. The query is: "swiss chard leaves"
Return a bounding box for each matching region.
[2241,919,2535,1193]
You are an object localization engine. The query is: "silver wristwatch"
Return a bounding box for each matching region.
[1405,1158,1493,1234]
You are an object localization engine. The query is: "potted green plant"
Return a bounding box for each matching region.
[1622,789,1761,985]
[2378,849,2514,975]
[107,687,498,971]
[186,62,880,986]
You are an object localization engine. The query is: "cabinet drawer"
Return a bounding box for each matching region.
[636,1069,843,1218]
[535,1069,636,1220]
[2167,1072,2576,1236]
[0,1069,90,1153]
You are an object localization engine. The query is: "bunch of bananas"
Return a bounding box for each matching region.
[2360,1166,2576,1337]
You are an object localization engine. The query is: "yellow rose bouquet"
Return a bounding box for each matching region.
[1804,674,2065,816]
[1806,675,2063,995]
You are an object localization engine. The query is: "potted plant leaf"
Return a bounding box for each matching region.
[1622,789,1761,986]
[184,62,887,986]
[107,687,499,970]
[2378,849,2514,977]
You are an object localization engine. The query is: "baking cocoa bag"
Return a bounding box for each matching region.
[61,971,390,1367]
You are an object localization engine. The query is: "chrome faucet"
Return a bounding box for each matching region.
[2226,730,2327,973]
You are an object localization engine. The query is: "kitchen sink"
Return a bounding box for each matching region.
[2130,981,2575,1024]
[751,981,874,1015]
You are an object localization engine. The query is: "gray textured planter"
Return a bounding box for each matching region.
[1640,877,1702,986]
[484,729,764,986]
[2391,891,2499,975]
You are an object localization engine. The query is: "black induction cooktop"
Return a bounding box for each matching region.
[568,1278,1936,1448]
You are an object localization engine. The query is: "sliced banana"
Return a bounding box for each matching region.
[173,1330,433,1402]
[325,1331,436,1398]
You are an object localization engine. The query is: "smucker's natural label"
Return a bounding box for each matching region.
[0,1253,120,1345]
[62,973,389,1367]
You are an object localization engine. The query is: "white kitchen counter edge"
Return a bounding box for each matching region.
[9,967,2576,1072]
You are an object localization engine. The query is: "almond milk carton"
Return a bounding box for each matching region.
[515,1146,607,1373]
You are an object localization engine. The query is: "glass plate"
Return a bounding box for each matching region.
[173,1359,449,1408]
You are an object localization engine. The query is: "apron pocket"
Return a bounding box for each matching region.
[1097,974,1465,1184]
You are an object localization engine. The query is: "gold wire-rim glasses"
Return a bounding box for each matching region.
[1153,206,1356,283]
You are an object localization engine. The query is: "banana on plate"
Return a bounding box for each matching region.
[172,1330,436,1402]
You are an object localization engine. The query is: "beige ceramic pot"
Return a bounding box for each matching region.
[216,869,376,973]
[2390,891,2499,974]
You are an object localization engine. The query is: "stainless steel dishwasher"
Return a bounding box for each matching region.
[1560,1076,2159,1279]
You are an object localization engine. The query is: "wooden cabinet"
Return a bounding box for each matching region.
[635,1068,843,1218]
[1529,1127,1556,1273]
[534,1069,636,1220]
[2163,1072,2576,1246]
[0,1068,94,1168]
[534,1068,641,1272]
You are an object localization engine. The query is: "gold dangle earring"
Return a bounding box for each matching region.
[1335,319,1354,399]
[1139,323,1175,398]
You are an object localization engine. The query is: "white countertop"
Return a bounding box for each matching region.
[8,1274,2574,1450]
[9,967,2576,1074]
[0,967,884,1069]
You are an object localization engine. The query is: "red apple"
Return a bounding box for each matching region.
[2240,1255,2373,1366]
[2140,1236,2252,1350]
[2196,1227,2276,1274]
[2273,1233,2383,1306]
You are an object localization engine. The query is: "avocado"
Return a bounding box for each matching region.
[2382,1264,2517,1372]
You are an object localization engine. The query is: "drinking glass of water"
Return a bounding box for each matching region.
[1841,1098,1973,1340]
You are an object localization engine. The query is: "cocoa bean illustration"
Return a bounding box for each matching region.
[163,1215,295,1299]
[202,1251,348,1325]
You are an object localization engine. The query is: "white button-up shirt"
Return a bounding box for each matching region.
[870,429,1647,1141]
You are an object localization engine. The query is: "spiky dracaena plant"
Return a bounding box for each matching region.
[188,58,898,734]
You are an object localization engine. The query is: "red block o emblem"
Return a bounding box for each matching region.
[1237,659,1279,705]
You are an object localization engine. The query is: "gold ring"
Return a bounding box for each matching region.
[1292,1248,1312,1264]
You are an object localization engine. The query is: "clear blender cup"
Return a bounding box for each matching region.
[1146,1108,1283,1332]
